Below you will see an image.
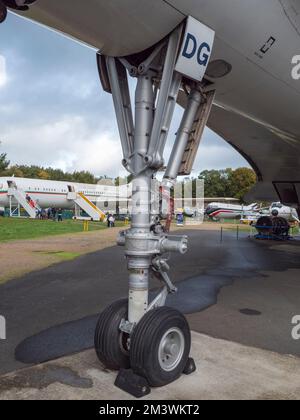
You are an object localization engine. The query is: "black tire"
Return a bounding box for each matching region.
[94,299,130,370]
[130,307,191,387]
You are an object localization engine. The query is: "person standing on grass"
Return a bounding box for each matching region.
[41,209,46,220]
[52,208,57,221]
[108,214,115,228]
[57,208,63,222]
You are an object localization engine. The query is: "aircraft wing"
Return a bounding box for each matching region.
[7,0,184,56]
[177,87,300,204]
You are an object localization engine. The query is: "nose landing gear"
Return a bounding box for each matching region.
[95,21,214,397]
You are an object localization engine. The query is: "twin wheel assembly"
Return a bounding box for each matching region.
[94,300,191,388]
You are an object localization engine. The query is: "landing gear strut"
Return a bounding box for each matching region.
[94,22,215,396]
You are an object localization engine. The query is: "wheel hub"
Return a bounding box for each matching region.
[158,328,185,372]
[165,343,179,356]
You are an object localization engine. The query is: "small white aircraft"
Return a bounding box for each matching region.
[206,202,258,221]
[1,0,300,394]
[269,202,300,223]
[0,177,130,220]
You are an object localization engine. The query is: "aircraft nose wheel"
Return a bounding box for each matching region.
[94,299,130,370]
[130,307,191,387]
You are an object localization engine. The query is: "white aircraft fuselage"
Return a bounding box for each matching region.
[270,202,300,222]
[0,177,128,210]
[206,202,258,220]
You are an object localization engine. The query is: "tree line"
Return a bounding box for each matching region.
[0,153,256,201]
[198,167,256,201]
[0,153,104,184]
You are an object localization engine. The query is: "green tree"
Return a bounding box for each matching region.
[72,171,97,184]
[0,153,10,174]
[198,167,256,202]
[198,168,232,197]
[228,167,256,202]
[37,169,50,180]
[115,176,132,186]
[3,165,21,177]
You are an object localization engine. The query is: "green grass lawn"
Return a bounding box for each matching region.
[0,217,109,242]
[33,250,82,262]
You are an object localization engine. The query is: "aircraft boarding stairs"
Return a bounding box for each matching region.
[7,182,41,218]
[67,189,106,222]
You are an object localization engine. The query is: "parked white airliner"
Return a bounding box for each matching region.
[0,177,130,220]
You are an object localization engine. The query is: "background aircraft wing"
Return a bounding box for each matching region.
[177,87,300,205]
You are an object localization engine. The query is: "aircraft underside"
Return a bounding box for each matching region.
[1,0,299,208]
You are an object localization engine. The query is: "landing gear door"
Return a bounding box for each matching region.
[175,16,215,82]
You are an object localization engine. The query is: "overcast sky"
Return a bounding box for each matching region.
[0,13,248,178]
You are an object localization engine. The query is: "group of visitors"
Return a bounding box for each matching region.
[24,194,118,226]
[25,194,63,221]
[37,208,63,222]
